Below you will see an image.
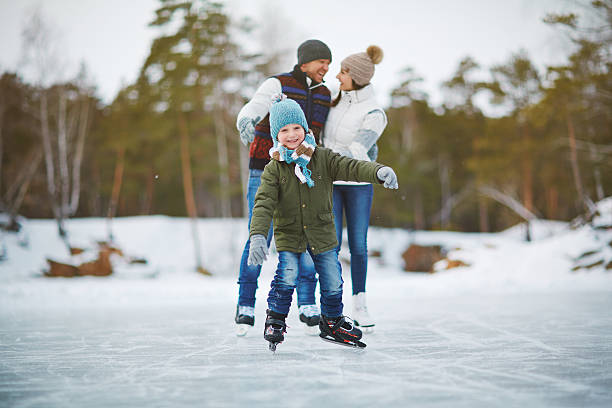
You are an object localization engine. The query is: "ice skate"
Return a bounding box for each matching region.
[235,305,255,337]
[264,310,287,352]
[298,304,321,336]
[352,292,375,333]
[319,315,366,348]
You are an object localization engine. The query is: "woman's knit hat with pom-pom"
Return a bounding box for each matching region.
[341,45,384,86]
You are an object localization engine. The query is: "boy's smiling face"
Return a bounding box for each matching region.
[277,124,305,150]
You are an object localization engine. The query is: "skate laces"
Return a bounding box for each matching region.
[299,304,320,318]
[342,316,355,331]
[238,305,255,317]
[327,316,354,332]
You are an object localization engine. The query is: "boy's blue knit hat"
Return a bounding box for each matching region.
[269,94,309,146]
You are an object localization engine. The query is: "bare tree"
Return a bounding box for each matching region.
[20,8,92,252]
[20,8,68,246]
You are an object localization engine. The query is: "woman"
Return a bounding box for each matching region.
[322,45,387,331]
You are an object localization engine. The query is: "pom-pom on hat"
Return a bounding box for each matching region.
[269,94,309,147]
[341,45,384,86]
[297,39,332,66]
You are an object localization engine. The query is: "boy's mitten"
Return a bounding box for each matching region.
[238,116,260,146]
[247,234,268,265]
[377,166,399,189]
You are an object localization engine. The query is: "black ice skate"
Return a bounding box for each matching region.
[319,315,366,349]
[264,310,287,352]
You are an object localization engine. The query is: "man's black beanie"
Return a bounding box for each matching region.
[297,39,332,65]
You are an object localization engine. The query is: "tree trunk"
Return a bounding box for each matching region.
[40,90,68,245]
[438,154,451,229]
[69,95,89,216]
[0,102,4,205]
[414,189,425,230]
[177,112,209,275]
[106,147,125,242]
[479,185,537,222]
[142,168,155,215]
[479,185,536,241]
[57,88,70,218]
[589,143,604,201]
[214,97,232,218]
[546,186,559,220]
[478,196,489,233]
[566,114,588,212]
[521,124,534,213]
[7,149,43,222]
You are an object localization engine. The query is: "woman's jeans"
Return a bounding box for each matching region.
[238,169,317,308]
[332,184,373,295]
[268,249,343,318]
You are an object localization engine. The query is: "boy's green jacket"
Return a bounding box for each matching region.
[250,147,384,255]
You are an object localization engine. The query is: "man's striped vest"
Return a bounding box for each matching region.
[249,67,331,170]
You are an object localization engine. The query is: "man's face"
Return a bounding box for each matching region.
[300,59,330,83]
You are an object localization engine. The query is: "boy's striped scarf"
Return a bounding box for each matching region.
[269,131,317,188]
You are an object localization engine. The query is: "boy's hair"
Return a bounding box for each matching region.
[269,94,309,147]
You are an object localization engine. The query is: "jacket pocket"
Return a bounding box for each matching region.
[317,213,334,223]
[276,216,296,227]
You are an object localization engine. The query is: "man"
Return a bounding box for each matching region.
[234,39,332,336]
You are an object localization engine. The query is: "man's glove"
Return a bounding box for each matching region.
[238,116,260,146]
[247,234,268,265]
[376,166,399,189]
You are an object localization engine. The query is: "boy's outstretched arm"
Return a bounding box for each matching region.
[327,149,399,188]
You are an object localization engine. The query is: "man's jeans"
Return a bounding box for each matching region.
[332,184,373,295]
[268,248,343,318]
[237,169,317,308]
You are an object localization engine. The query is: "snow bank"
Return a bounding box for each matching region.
[1,203,610,305]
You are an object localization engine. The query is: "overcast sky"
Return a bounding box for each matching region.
[0,0,578,114]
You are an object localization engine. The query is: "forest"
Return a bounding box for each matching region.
[2,0,610,239]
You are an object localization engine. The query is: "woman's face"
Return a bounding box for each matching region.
[337,68,354,91]
[277,124,305,150]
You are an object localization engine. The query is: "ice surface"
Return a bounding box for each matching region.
[1,215,611,407]
[1,286,611,407]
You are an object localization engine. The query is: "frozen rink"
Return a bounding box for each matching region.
[1,212,611,407]
[1,278,611,408]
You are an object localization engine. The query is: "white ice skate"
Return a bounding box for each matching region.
[235,305,255,337]
[299,304,321,336]
[352,292,375,333]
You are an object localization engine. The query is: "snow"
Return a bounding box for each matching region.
[1,202,611,407]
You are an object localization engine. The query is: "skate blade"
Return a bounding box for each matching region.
[320,334,366,349]
[236,324,251,337]
[304,325,320,336]
[269,342,281,352]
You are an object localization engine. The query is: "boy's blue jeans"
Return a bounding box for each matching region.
[268,248,344,318]
[332,184,374,295]
[238,169,317,308]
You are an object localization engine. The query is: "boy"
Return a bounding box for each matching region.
[247,95,398,351]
